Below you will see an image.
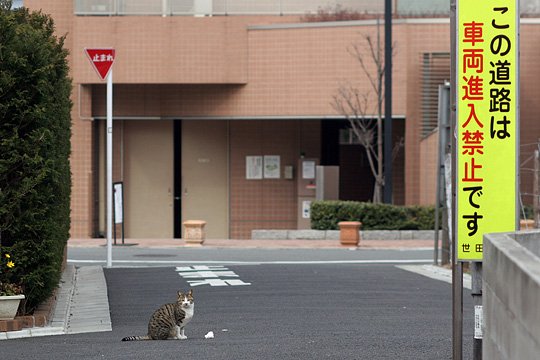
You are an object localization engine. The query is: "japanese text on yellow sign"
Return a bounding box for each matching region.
[457,0,518,261]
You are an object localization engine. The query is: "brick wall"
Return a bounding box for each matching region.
[229,120,320,239]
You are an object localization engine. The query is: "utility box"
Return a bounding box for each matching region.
[297,161,340,229]
[297,158,318,229]
[316,166,339,201]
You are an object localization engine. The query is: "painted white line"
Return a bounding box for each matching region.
[68,259,433,266]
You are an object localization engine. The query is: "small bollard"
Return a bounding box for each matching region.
[338,221,362,246]
[183,220,206,246]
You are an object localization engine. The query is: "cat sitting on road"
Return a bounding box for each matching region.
[122,289,194,341]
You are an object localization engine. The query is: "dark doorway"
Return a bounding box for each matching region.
[321,119,404,203]
[321,119,376,202]
[173,120,182,238]
[339,143,376,202]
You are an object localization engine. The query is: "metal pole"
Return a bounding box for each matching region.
[113,190,117,246]
[434,191,440,265]
[450,0,462,358]
[471,262,483,360]
[106,69,113,268]
[534,148,539,228]
[439,83,452,265]
[442,204,450,265]
[383,0,393,203]
[452,262,463,360]
[435,83,450,265]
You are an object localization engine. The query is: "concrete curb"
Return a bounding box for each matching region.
[396,264,472,289]
[66,266,112,334]
[0,265,111,340]
[252,229,442,241]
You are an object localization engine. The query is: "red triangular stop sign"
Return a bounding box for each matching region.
[85,48,115,80]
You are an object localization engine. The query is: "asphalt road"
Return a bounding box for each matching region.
[67,246,435,267]
[1,262,474,360]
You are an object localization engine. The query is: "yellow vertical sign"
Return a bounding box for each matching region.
[457,0,518,261]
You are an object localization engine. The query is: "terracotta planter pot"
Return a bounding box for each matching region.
[520,219,535,230]
[183,220,207,246]
[0,294,25,320]
[338,221,362,246]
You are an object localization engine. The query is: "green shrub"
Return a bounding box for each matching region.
[0,5,72,313]
[311,201,438,230]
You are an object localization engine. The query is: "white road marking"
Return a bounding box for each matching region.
[176,265,251,287]
[397,264,472,289]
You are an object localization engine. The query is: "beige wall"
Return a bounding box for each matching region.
[70,15,300,85]
[25,1,540,238]
[403,22,450,205]
[123,120,174,238]
[181,121,229,239]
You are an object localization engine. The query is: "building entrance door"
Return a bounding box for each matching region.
[123,120,174,238]
[181,120,228,239]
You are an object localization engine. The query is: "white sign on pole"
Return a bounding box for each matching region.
[114,182,123,224]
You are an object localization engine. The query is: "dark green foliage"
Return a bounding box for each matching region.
[310,201,439,230]
[0,5,72,312]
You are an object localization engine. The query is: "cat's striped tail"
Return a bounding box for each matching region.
[121,335,151,341]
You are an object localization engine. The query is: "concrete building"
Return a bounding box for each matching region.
[22,1,540,240]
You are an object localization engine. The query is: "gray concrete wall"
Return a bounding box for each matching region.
[483,231,540,360]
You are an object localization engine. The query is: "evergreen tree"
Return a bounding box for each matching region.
[0,1,72,312]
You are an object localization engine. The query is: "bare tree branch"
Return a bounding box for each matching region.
[332,20,398,203]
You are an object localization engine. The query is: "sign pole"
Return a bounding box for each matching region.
[106,68,113,268]
[452,262,463,360]
[450,0,462,358]
[383,0,393,203]
[84,47,115,266]
[471,262,483,359]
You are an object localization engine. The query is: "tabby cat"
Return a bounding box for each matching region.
[122,289,194,341]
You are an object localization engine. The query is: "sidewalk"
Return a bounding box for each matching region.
[1,236,440,340]
[0,264,111,340]
[67,237,437,249]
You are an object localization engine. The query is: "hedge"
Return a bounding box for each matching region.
[310,201,439,230]
[0,5,72,313]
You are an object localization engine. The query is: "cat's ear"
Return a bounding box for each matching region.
[177,290,183,297]
[188,289,193,296]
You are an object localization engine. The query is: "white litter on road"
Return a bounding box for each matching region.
[204,331,214,339]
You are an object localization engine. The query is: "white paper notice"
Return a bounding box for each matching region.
[302,160,315,179]
[246,156,263,179]
[264,155,280,179]
[474,305,483,339]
